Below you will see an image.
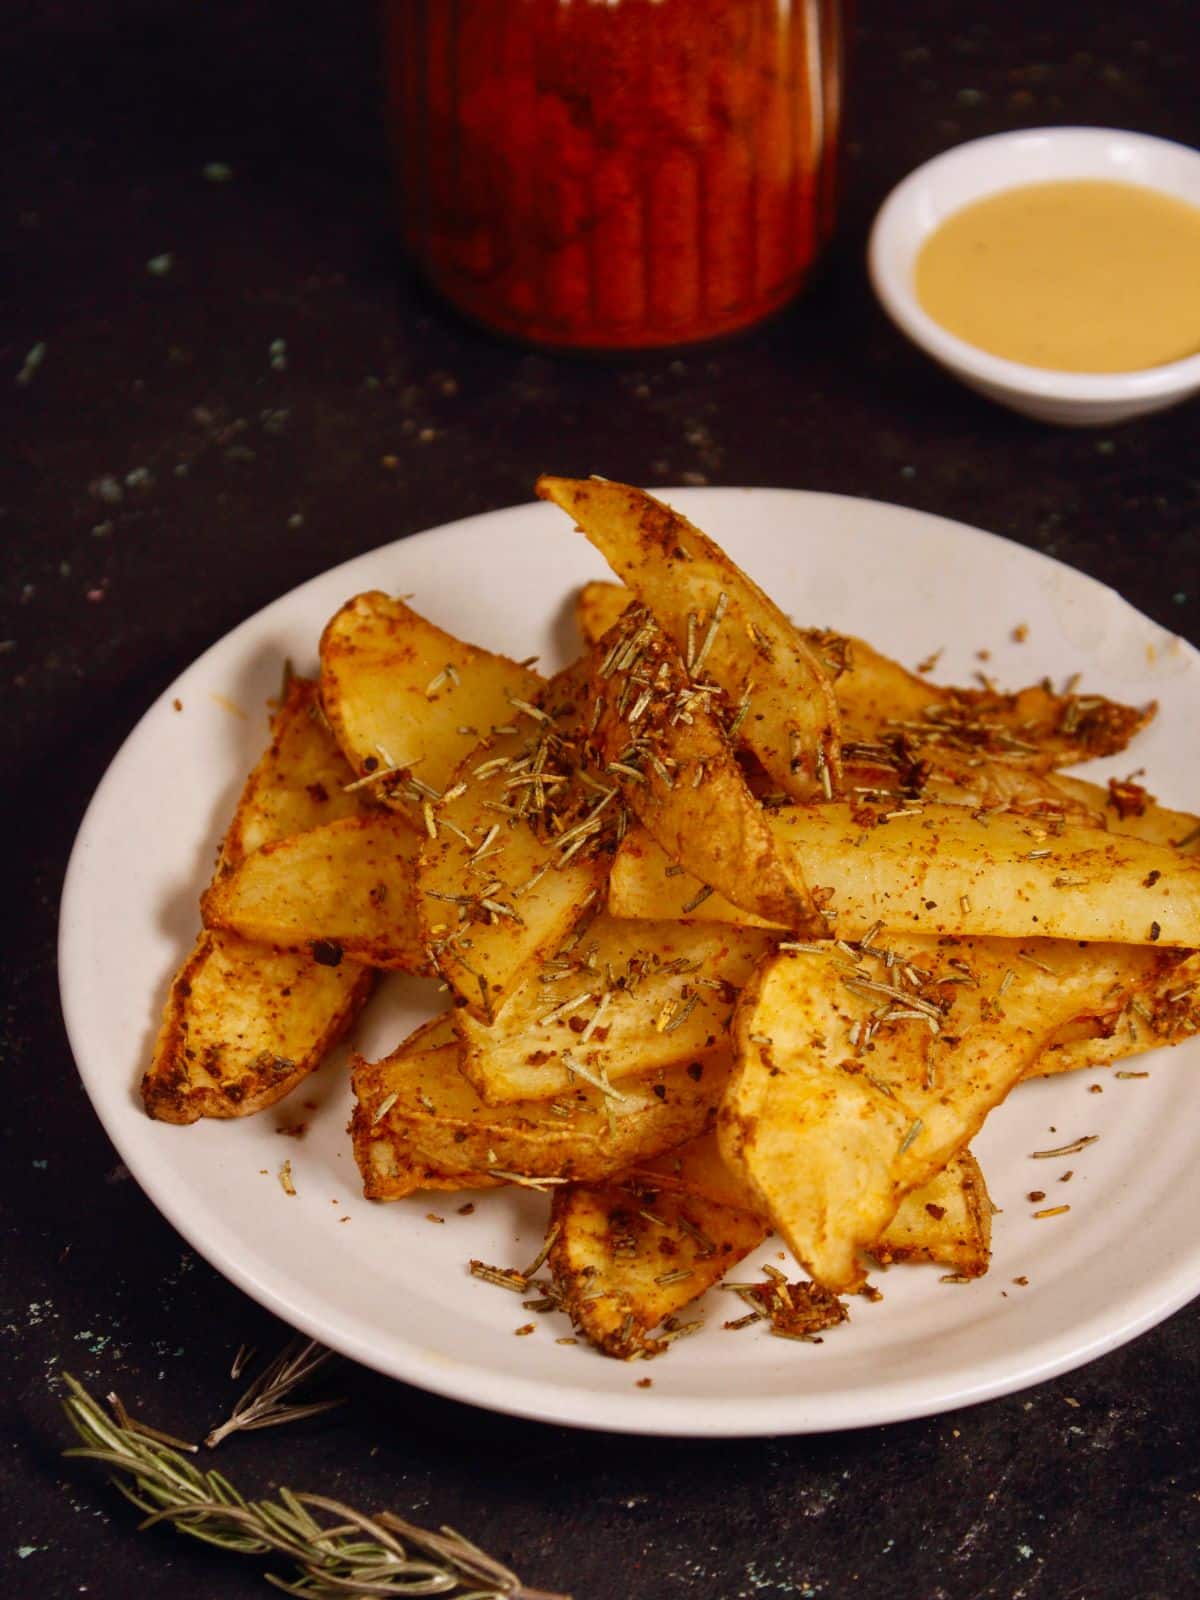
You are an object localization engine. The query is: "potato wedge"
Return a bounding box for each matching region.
[143,930,372,1123]
[1034,949,1200,1077]
[319,591,542,812]
[821,630,1154,770]
[574,579,633,647]
[586,604,817,930]
[547,1177,771,1358]
[868,1150,992,1277]
[721,936,1169,1291]
[574,574,1152,777]
[143,678,374,1122]
[538,475,841,801]
[351,1036,732,1199]
[457,914,770,1103]
[203,813,430,973]
[634,1132,992,1277]
[418,660,613,1020]
[222,676,361,861]
[610,802,1200,946]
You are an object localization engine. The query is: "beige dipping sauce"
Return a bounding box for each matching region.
[915,179,1200,372]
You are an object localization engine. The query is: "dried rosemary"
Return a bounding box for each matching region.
[61,1374,570,1600]
[205,1336,341,1448]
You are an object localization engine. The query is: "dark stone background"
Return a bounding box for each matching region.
[3,3,1198,1597]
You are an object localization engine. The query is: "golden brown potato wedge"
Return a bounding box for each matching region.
[1033,949,1200,1076]
[573,577,1153,777]
[143,930,373,1123]
[868,1150,992,1277]
[418,660,613,1021]
[143,678,374,1122]
[547,1177,772,1358]
[456,914,770,1104]
[221,676,361,861]
[319,591,542,813]
[823,630,1154,770]
[721,936,1169,1291]
[633,1132,992,1278]
[574,579,633,647]
[351,1035,732,1199]
[585,604,817,930]
[538,476,841,801]
[203,813,430,973]
[609,802,1200,946]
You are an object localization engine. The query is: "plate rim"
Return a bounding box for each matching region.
[59,487,1200,1437]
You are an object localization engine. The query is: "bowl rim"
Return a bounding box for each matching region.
[868,125,1200,404]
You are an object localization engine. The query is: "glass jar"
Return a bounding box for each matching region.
[386,0,846,349]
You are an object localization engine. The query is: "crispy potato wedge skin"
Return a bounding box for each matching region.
[418,660,610,1020]
[824,631,1154,769]
[539,476,841,801]
[351,1038,731,1199]
[203,812,430,972]
[611,803,1200,946]
[143,930,373,1123]
[319,591,542,810]
[456,914,769,1103]
[548,1179,768,1358]
[587,606,816,930]
[143,678,374,1122]
[721,937,1167,1291]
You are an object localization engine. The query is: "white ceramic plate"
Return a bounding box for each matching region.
[60,490,1200,1436]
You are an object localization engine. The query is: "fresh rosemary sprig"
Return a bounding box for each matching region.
[205,1337,341,1448]
[61,1374,570,1599]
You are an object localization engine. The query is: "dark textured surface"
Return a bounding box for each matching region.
[4,4,1199,1597]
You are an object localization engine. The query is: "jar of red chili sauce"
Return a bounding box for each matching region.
[386,0,846,349]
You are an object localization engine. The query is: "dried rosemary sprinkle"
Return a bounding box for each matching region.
[897,1118,923,1156]
[1030,1134,1099,1159]
[61,1375,568,1599]
[371,1092,398,1125]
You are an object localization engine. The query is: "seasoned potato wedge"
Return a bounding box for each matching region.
[319,591,542,812]
[548,1177,770,1358]
[721,937,1169,1291]
[634,1132,992,1277]
[457,914,770,1103]
[1033,949,1200,1077]
[574,579,633,647]
[610,803,1200,946]
[222,676,361,861]
[586,605,817,930]
[203,813,430,973]
[143,931,372,1123]
[868,1150,992,1276]
[818,630,1154,770]
[351,1037,732,1199]
[143,678,374,1122]
[418,661,612,1021]
[539,476,841,801]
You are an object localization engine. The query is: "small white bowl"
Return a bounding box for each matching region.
[868,127,1200,425]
